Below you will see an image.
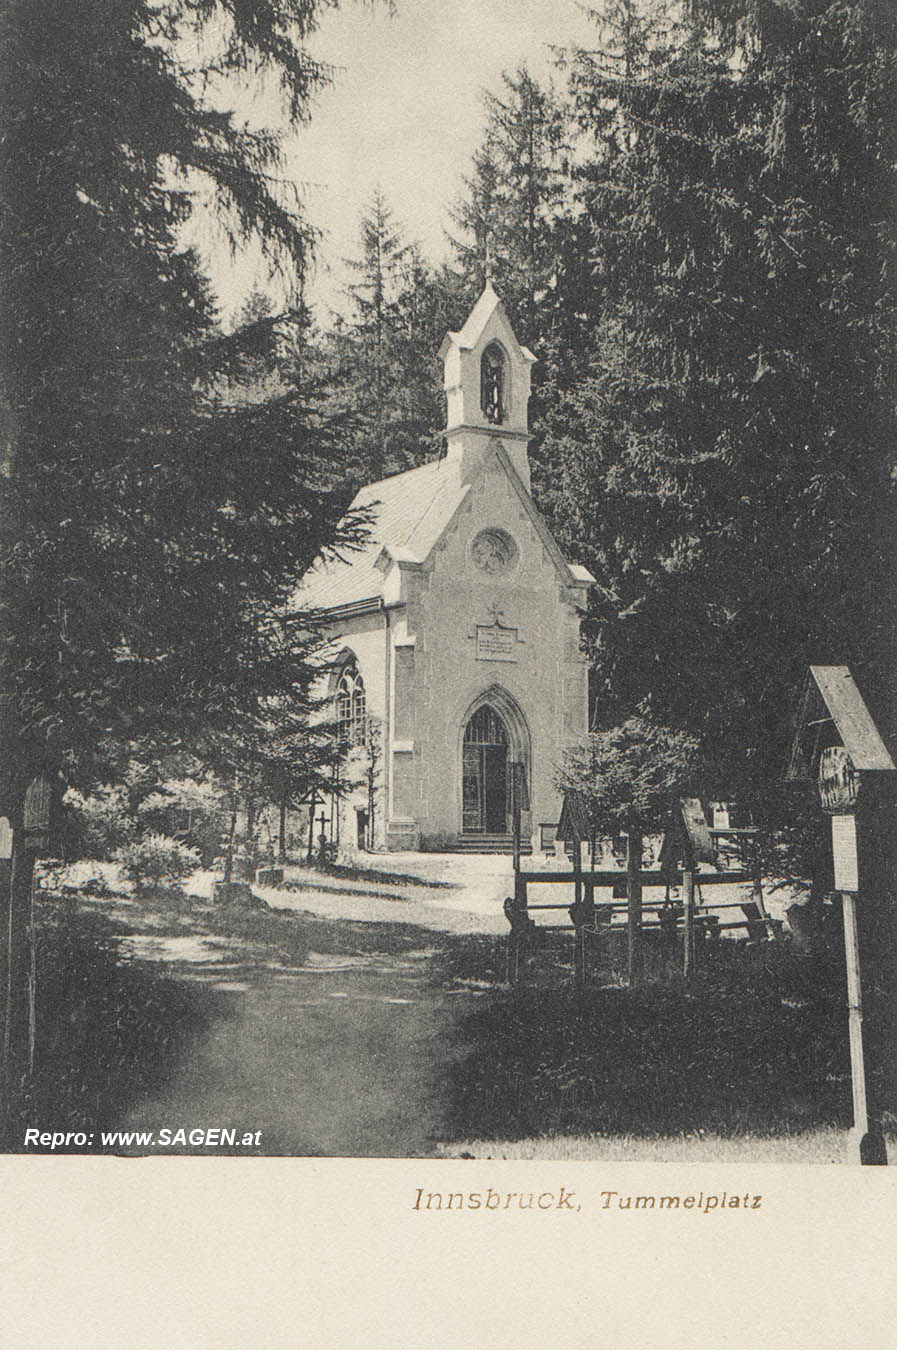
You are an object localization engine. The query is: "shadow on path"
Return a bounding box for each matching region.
[13,893,480,1157]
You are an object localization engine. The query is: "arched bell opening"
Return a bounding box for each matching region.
[480,341,508,425]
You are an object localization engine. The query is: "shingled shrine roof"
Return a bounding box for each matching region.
[786,665,896,779]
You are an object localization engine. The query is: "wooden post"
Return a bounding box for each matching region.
[504,894,525,985]
[749,847,778,940]
[786,669,897,1161]
[841,891,887,1164]
[0,822,12,1055]
[627,825,644,986]
[223,789,238,886]
[245,793,257,872]
[583,839,596,985]
[514,867,527,908]
[4,831,36,1083]
[505,927,517,984]
[682,866,696,980]
[511,845,527,986]
[573,834,584,988]
[584,839,596,924]
[512,771,521,877]
[0,841,12,1120]
[573,834,582,907]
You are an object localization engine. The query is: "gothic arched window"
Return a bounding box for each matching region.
[336,673,351,736]
[336,665,366,745]
[480,343,506,424]
[351,675,366,739]
[464,704,508,745]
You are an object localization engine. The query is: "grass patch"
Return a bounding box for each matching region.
[7,889,441,1151]
[83,883,444,963]
[438,1129,857,1163]
[15,880,896,1159]
[3,895,231,1149]
[286,859,456,890]
[193,898,435,961]
[431,933,509,986]
[440,939,897,1146]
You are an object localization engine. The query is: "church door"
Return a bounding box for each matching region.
[462,705,509,834]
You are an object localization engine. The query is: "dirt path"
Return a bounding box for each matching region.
[67,851,804,1160]
[187,853,517,934]
[114,937,478,1156]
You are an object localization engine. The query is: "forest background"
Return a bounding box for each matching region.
[1,0,896,1078]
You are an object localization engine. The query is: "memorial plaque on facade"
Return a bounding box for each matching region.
[475,623,518,662]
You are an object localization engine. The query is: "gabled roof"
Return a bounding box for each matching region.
[658,798,716,871]
[296,439,594,616]
[490,438,582,589]
[557,788,593,841]
[297,458,470,612]
[438,281,536,363]
[786,665,896,778]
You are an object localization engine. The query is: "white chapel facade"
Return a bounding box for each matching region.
[300,283,595,853]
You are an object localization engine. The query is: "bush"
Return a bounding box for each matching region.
[65,774,228,866]
[135,778,227,865]
[113,834,201,895]
[35,860,115,897]
[64,786,138,859]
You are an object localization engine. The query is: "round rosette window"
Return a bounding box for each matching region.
[471,528,518,576]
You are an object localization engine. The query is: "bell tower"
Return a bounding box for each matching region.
[439,282,537,490]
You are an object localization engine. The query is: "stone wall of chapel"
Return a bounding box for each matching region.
[319,609,388,849]
[321,610,388,722]
[393,451,589,849]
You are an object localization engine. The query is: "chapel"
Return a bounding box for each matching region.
[299,282,595,853]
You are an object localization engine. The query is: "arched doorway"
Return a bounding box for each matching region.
[462,704,510,834]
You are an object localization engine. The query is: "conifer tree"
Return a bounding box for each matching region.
[342,190,412,477]
[325,193,467,480]
[450,67,569,336]
[542,0,897,821]
[0,0,363,1088]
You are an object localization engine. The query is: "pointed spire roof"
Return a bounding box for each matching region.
[438,282,536,363]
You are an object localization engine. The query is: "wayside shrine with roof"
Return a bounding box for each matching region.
[298,283,595,854]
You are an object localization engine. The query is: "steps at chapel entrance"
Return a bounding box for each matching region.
[439,834,532,855]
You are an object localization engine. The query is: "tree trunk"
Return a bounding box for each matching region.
[307,792,317,863]
[246,794,257,871]
[627,824,644,986]
[3,830,36,1091]
[223,792,238,886]
[367,757,376,851]
[278,797,287,862]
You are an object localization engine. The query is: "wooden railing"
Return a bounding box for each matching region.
[503,853,781,986]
